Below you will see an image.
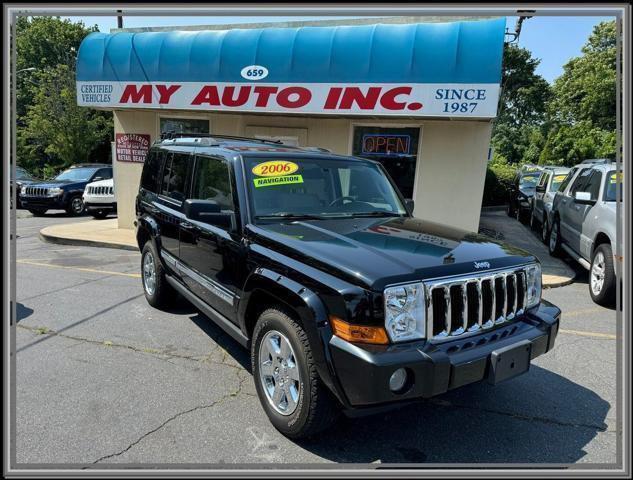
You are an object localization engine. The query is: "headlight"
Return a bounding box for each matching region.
[384,282,425,342]
[47,188,63,197]
[525,264,542,309]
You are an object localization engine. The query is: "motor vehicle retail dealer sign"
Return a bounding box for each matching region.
[115,133,150,163]
[76,19,506,118]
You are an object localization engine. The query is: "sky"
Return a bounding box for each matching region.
[64,14,616,84]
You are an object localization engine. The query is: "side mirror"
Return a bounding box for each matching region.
[405,199,415,214]
[574,191,596,205]
[184,199,233,228]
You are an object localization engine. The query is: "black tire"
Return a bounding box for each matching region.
[541,214,550,244]
[529,207,537,230]
[251,307,340,439]
[548,217,562,257]
[66,195,85,216]
[589,243,616,307]
[28,208,47,216]
[91,210,109,219]
[506,201,515,217]
[141,241,175,309]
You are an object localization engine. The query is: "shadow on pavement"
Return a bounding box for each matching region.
[184,303,610,464]
[15,302,34,324]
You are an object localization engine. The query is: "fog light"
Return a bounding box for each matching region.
[389,368,408,393]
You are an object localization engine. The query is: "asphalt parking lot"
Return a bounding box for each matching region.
[13,211,620,467]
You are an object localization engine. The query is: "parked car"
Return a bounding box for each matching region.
[135,134,560,439]
[83,178,117,219]
[529,166,570,241]
[507,167,543,222]
[19,163,113,216]
[548,162,620,306]
[11,166,39,209]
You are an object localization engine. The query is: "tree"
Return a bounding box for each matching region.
[19,63,112,172]
[491,44,552,164]
[15,16,112,175]
[541,20,617,165]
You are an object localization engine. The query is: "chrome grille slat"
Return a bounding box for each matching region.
[424,267,530,342]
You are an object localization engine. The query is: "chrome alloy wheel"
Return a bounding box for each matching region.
[541,216,548,242]
[258,330,301,416]
[591,251,606,296]
[142,251,156,296]
[549,222,559,252]
[71,196,84,214]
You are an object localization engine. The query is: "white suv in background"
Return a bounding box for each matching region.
[82,178,117,219]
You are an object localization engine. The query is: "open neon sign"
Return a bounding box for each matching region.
[361,134,412,156]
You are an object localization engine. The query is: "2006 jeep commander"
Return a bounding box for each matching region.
[136,134,561,439]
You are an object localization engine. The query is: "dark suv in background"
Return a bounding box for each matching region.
[507,166,542,223]
[19,163,113,216]
[135,134,560,439]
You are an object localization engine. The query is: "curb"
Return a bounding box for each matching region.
[542,274,577,289]
[39,230,138,252]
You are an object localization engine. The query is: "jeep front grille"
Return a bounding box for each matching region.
[87,186,113,195]
[24,186,48,197]
[425,267,528,341]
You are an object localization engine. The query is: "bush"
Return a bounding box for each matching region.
[482,161,518,206]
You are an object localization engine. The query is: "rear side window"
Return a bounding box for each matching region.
[160,153,190,202]
[190,155,234,211]
[558,167,577,193]
[140,150,161,192]
[94,167,113,180]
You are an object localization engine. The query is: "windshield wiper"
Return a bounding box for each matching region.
[254,213,326,220]
[346,211,405,218]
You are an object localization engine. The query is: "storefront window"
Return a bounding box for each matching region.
[352,126,420,199]
[160,118,210,135]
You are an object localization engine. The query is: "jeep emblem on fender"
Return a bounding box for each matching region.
[474,261,491,269]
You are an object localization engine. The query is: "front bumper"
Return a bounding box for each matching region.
[329,300,560,409]
[19,195,65,210]
[84,201,117,212]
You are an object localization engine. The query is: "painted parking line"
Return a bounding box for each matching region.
[559,329,617,340]
[17,259,141,278]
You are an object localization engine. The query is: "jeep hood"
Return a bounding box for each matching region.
[27,180,85,189]
[248,217,535,290]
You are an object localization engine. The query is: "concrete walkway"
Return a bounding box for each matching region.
[38,211,576,287]
[479,209,577,288]
[39,218,137,251]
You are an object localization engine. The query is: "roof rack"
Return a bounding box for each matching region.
[159,131,283,145]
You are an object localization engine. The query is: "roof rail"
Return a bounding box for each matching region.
[159,131,283,145]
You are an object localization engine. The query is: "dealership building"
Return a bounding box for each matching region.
[76,16,506,231]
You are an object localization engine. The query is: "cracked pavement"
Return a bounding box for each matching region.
[12,213,620,467]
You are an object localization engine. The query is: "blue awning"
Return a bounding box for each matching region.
[77,18,506,84]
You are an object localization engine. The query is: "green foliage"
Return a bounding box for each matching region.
[15,16,111,176]
[540,20,617,165]
[482,160,518,206]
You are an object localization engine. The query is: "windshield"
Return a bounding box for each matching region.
[244,157,407,220]
[550,173,568,192]
[604,170,621,202]
[519,173,540,188]
[55,167,98,182]
[15,167,34,180]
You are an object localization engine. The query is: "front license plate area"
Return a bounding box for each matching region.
[487,340,532,385]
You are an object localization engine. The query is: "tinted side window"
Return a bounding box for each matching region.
[94,167,113,180]
[190,156,233,211]
[160,153,190,202]
[140,150,161,192]
[569,168,592,196]
[584,171,603,199]
[558,167,577,193]
[539,172,550,188]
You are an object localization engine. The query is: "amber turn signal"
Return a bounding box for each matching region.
[329,316,389,345]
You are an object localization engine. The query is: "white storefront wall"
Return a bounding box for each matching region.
[113,109,492,233]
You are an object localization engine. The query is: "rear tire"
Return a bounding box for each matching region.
[141,241,175,309]
[28,208,47,216]
[252,307,340,439]
[548,217,562,257]
[589,243,616,307]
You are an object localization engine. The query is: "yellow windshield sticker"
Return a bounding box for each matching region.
[554,174,567,182]
[252,160,299,177]
[610,172,623,184]
[254,174,304,188]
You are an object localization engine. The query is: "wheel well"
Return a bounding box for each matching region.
[243,288,301,340]
[593,232,611,253]
[136,226,151,252]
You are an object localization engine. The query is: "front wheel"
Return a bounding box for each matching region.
[66,195,85,216]
[252,308,339,439]
[541,214,550,244]
[589,244,616,307]
[529,208,537,230]
[549,218,562,257]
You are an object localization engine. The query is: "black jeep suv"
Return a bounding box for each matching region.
[136,135,561,439]
[19,163,113,216]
